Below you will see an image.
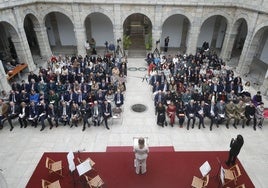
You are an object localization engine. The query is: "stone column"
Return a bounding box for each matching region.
[236,29,255,75]
[74,27,87,56]
[220,24,236,61]
[12,7,36,71]
[0,60,11,91]
[72,3,86,56]
[152,5,162,53]
[180,18,189,53]
[34,25,52,59]
[186,7,203,54]
[186,21,201,54]
[113,4,122,44]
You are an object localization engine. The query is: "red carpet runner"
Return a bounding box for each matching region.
[26,148,254,188]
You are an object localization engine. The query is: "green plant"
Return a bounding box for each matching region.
[123,35,132,50]
[145,33,152,50]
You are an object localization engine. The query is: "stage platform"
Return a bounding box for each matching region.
[26,148,254,188]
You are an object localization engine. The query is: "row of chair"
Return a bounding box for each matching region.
[191,164,245,188]
[43,156,104,188]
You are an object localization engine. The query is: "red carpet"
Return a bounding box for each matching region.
[264,108,268,119]
[26,150,254,188]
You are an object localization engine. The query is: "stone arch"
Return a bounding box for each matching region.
[81,7,115,26]
[243,25,268,88]
[0,21,23,66]
[161,8,192,27]
[161,14,191,52]
[41,6,74,25]
[44,11,76,55]
[122,13,153,55]
[198,14,228,53]
[121,9,154,28]
[84,12,114,47]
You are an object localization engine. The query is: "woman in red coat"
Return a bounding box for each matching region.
[166,101,176,127]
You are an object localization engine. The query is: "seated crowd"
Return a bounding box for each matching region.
[148,50,265,131]
[0,54,127,131]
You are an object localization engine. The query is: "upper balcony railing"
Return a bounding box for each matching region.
[0,0,267,14]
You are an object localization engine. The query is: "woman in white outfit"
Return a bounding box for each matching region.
[134,137,149,174]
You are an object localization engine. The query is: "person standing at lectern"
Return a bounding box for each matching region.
[226,135,244,166]
[134,138,149,174]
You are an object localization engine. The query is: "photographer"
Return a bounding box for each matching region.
[226,135,244,166]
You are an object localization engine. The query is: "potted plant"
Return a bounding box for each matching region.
[123,34,132,56]
[145,33,152,53]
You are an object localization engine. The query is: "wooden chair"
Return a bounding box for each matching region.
[84,175,104,188]
[45,157,64,177]
[41,179,61,188]
[191,174,209,188]
[224,164,241,186]
[226,183,246,188]
[111,107,123,125]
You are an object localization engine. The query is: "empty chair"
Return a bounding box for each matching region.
[41,179,61,188]
[84,175,104,188]
[223,164,242,186]
[45,157,64,177]
[191,174,209,188]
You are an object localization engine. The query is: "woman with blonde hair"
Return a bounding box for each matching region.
[134,137,149,174]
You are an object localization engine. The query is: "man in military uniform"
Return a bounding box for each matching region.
[225,100,236,129]
[234,100,246,128]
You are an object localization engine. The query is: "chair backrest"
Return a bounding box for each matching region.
[232,164,242,178]
[236,184,246,188]
[203,174,209,187]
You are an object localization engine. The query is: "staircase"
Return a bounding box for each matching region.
[128,35,146,58]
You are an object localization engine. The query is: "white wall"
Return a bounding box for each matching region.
[46,13,76,46]
[46,18,56,46]
[56,13,76,45]
[161,15,184,48]
[90,13,114,47]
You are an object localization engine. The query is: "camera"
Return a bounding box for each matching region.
[117,38,121,43]
[156,40,160,44]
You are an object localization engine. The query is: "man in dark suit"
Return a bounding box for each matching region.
[9,90,20,105]
[7,101,19,131]
[18,102,29,128]
[37,100,47,131]
[196,100,207,129]
[59,101,71,126]
[114,89,124,108]
[208,101,218,131]
[80,100,91,131]
[28,101,38,127]
[102,100,112,130]
[186,100,197,130]
[245,100,256,129]
[91,101,102,126]
[47,103,59,129]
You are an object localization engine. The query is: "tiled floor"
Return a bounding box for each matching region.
[0,58,267,188]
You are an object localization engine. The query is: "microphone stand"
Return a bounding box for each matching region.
[216,157,223,188]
